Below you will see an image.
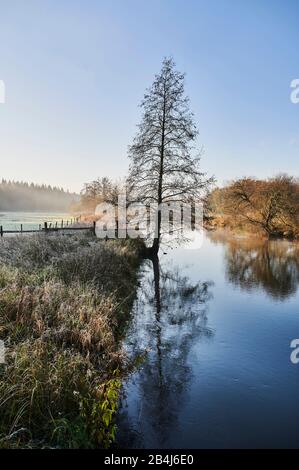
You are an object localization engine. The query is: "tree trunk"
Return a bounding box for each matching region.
[151,210,161,255]
[152,256,161,314]
[151,85,166,256]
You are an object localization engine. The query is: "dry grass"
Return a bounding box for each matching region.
[0,233,143,448]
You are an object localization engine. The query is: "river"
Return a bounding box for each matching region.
[117,230,299,448]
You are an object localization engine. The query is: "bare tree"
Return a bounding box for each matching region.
[128,58,214,256]
[80,176,126,211]
[222,175,299,238]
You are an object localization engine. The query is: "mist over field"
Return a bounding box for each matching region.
[0,180,79,212]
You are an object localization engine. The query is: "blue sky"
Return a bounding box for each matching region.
[0,0,298,192]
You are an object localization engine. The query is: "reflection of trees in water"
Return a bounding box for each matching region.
[117,257,213,448]
[209,231,299,300]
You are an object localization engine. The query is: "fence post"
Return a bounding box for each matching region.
[93,221,96,236]
[0,226,2,237]
[44,222,48,233]
[21,224,23,234]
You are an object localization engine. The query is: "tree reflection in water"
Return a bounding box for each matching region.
[117,256,213,448]
[208,231,299,300]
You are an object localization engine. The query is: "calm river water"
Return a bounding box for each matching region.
[117,231,299,448]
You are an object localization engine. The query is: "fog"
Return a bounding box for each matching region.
[0,180,79,212]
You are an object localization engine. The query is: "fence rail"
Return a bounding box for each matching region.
[0,219,96,237]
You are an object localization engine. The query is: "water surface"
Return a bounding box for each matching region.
[117,231,299,448]
[0,211,69,231]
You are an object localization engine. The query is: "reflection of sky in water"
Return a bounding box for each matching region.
[117,232,299,449]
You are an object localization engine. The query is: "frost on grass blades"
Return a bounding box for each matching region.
[0,340,5,364]
[94,196,204,250]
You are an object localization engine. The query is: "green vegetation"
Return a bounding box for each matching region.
[207,175,299,239]
[0,233,143,448]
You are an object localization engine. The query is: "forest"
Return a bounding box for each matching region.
[0,180,78,212]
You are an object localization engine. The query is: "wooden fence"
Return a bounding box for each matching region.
[0,217,96,237]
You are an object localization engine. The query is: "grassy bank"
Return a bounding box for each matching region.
[0,233,143,448]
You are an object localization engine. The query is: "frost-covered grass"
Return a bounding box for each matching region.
[0,233,143,448]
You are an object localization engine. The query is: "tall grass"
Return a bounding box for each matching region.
[0,233,143,448]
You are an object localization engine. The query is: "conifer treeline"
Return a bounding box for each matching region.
[0,179,79,211]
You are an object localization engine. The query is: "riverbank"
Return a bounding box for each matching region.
[205,216,299,240]
[0,232,144,448]
[207,176,299,240]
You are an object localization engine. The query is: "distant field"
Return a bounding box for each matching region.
[0,211,70,231]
